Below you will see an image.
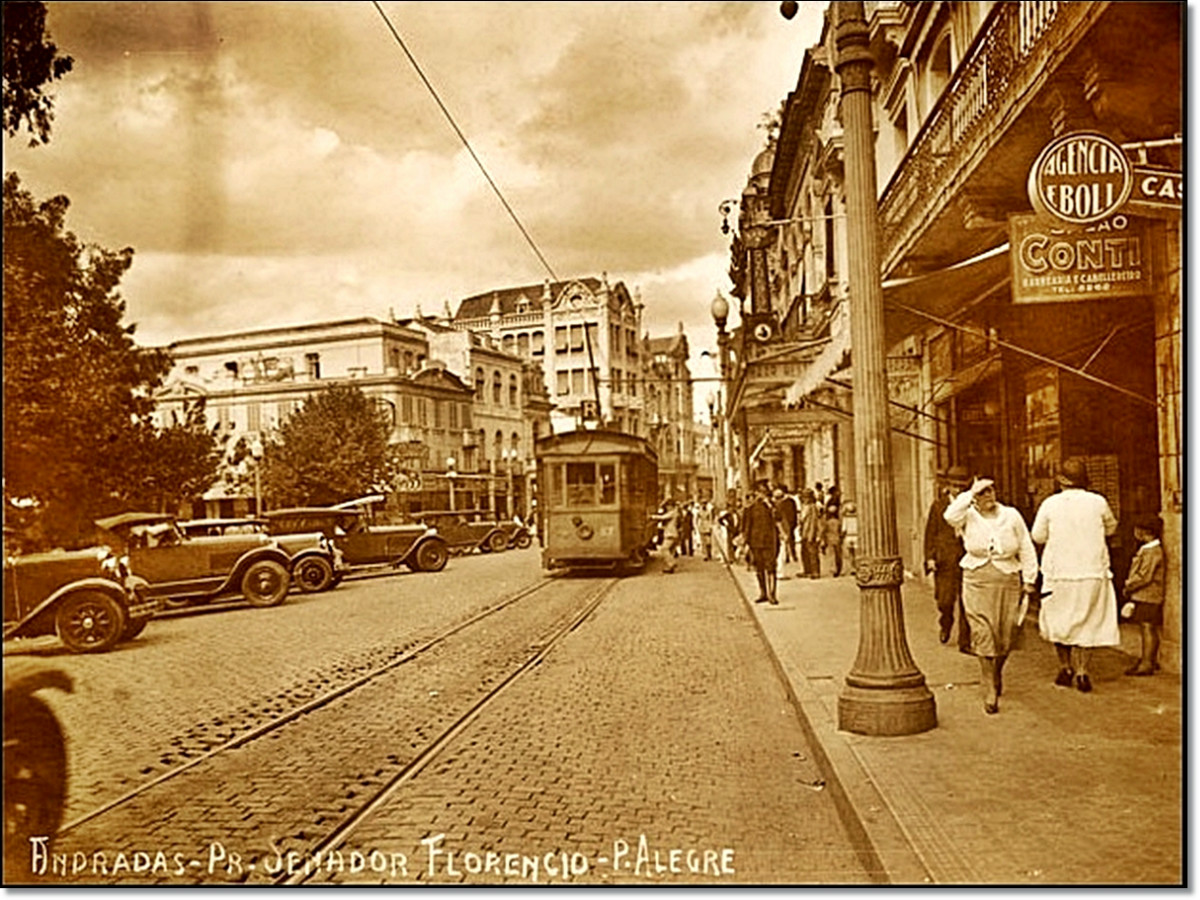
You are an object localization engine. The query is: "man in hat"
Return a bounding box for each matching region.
[1031,457,1119,693]
[742,480,780,604]
[924,465,971,650]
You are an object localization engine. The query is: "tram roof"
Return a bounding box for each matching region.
[534,429,657,460]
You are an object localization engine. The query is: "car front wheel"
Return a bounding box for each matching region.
[294,556,334,593]
[414,539,449,572]
[512,531,533,550]
[487,531,508,553]
[242,560,289,607]
[55,591,126,653]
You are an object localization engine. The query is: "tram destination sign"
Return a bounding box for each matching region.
[1008,212,1154,305]
[1028,131,1132,225]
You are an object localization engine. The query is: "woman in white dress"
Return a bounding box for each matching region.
[1031,458,1119,693]
[944,476,1039,714]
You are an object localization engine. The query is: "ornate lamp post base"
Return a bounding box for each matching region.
[837,561,937,736]
[839,683,937,737]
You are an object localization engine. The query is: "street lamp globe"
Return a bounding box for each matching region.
[711,291,729,332]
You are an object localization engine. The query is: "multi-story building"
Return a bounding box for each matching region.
[399,313,552,518]
[731,2,1182,668]
[153,316,541,520]
[644,327,699,501]
[451,277,646,437]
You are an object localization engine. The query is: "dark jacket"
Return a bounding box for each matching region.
[775,495,798,530]
[742,498,780,554]
[924,491,965,565]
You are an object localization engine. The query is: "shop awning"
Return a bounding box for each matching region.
[784,244,1011,406]
[783,302,851,406]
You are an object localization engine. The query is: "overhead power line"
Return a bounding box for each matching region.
[370,1,559,283]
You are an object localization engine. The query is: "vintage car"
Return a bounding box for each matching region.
[178,517,348,593]
[4,659,71,881]
[4,543,160,653]
[262,507,450,574]
[412,509,519,554]
[94,512,326,609]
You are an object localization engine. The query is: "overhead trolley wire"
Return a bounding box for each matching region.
[371,1,559,284]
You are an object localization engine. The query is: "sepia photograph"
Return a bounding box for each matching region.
[2,0,1184,887]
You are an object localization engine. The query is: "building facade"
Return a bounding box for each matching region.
[451,277,646,437]
[644,327,700,501]
[154,316,543,521]
[736,1,1182,668]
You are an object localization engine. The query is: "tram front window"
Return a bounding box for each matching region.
[565,462,597,505]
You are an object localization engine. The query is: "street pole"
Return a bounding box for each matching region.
[447,457,456,512]
[833,0,936,735]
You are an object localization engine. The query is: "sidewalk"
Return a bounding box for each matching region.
[714,536,1183,885]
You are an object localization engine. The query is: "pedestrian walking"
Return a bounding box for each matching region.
[742,481,780,604]
[797,488,822,578]
[717,504,739,563]
[1120,514,1165,676]
[823,484,843,576]
[840,501,858,573]
[1030,458,1120,693]
[944,476,1039,714]
[649,500,681,574]
[772,485,798,565]
[695,500,716,561]
[924,465,972,651]
[679,500,695,557]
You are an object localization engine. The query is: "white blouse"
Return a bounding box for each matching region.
[944,490,1038,584]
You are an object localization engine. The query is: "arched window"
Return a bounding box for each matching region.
[511,431,520,458]
[475,367,485,401]
[509,374,519,406]
[927,33,953,115]
[494,429,504,462]
[492,370,502,404]
[404,350,414,373]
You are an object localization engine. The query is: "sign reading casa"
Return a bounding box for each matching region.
[1028,131,1133,225]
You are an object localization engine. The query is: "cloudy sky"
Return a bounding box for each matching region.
[4,1,825,370]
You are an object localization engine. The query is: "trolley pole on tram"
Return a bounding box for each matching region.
[828,0,936,735]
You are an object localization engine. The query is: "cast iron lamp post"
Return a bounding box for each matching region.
[446,456,457,512]
[828,0,936,735]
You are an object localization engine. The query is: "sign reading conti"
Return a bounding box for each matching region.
[1027,131,1133,225]
[1009,212,1153,304]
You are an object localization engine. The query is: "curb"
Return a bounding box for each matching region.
[717,551,932,885]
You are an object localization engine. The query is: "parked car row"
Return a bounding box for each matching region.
[4,502,532,657]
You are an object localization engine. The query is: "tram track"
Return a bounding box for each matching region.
[42,575,619,885]
[279,575,618,885]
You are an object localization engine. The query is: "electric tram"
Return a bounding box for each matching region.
[534,429,659,572]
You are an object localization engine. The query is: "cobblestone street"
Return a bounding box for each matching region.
[7,549,870,886]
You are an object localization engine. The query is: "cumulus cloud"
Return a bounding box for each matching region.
[6,1,823,348]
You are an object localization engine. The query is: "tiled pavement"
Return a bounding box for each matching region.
[711,530,1183,886]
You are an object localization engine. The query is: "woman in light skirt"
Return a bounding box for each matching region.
[944,476,1039,714]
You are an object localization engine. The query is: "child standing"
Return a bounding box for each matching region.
[1120,514,1165,675]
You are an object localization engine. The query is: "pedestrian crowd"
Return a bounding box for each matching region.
[649,456,1162,718]
[925,457,1165,716]
[649,479,852,595]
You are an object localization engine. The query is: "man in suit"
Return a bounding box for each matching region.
[742,481,780,604]
[924,465,971,651]
[772,485,798,566]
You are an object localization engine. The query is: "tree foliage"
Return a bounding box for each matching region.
[262,384,396,508]
[2,173,215,548]
[3,0,73,145]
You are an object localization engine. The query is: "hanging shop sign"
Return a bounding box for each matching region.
[1125,164,1182,217]
[1027,131,1132,225]
[1008,212,1154,304]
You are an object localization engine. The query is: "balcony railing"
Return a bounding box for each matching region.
[878,1,1102,267]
